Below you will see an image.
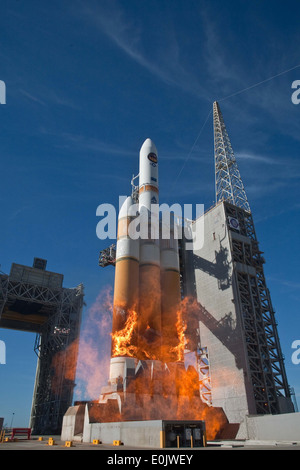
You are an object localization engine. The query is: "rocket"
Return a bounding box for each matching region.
[109,138,182,385]
[138,139,161,358]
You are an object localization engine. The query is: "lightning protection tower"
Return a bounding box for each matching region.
[213,101,250,212]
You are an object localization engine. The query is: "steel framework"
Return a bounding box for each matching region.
[196,346,212,407]
[99,244,116,267]
[0,269,84,434]
[213,101,251,212]
[225,202,291,413]
[212,100,292,413]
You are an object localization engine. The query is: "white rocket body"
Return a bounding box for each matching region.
[138,138,159,211]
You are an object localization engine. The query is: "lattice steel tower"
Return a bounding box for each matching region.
[0,259,84,434]
[209,101,292,415]
[214,101,250,212]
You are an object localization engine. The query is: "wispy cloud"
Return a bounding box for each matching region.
[19,87,80,110]
[200,5,300,146]
[46,90,80,110]
[201,10,242,94]
[40,127,212,163]
[79,1,209,99]
[237,151,279,165]
[268,276,300,291]
[8,204,34,221]
[19,89,46,106]
[40,129,136,158]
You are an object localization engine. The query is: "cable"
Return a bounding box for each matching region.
[168,108,212,195]
[169,62,300,195]
[218,63,300,103]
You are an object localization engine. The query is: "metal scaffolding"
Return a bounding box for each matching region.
[212,100,292,412]
[196,346,212,407]
[224,202,291,413]
[0,261,84,434]
[99,244,116,267]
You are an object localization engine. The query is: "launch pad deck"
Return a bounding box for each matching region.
[1,436,299,451]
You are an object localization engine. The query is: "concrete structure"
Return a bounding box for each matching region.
[191,201,249,423]
[237,411,300,441]
[60,405,86,442]
[61,403,206,448]
[61,403,300,446]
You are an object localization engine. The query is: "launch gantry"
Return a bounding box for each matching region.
[99,244,116,267]
[0,259,84,434]
[212,101,292,414]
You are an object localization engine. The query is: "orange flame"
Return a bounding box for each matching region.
[111,308,139,358]
[107,295,230,440]
[111,304,186,363]
[169,308,186,362]
[52,286,230,440]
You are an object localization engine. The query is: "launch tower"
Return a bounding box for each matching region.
[190,102,293,423]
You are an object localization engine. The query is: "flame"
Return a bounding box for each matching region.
[169,308,186,362]
[111,303,187,363]
[111,306,159,360]
[51,286,230,440]
[107,294,229,440]
[111,308,139,358]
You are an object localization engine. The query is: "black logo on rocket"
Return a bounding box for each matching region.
[148,152,157,163]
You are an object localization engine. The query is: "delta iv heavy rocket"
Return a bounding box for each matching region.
[109,138,182,386]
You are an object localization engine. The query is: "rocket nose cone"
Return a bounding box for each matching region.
[140,138,158,157]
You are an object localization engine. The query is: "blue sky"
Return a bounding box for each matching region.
[0,0,300,427]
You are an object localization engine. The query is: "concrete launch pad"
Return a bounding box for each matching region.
[61,404,206,448]
[85,419,206,449]
[61,403,300,447]
[1,436,300,450]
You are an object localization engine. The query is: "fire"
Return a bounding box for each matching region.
[53,287,230,441]
[111,303,187,363]
[107,295,230,440]
[169,309,186,362]
[111,308,139,358]
[111,306,159,360]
